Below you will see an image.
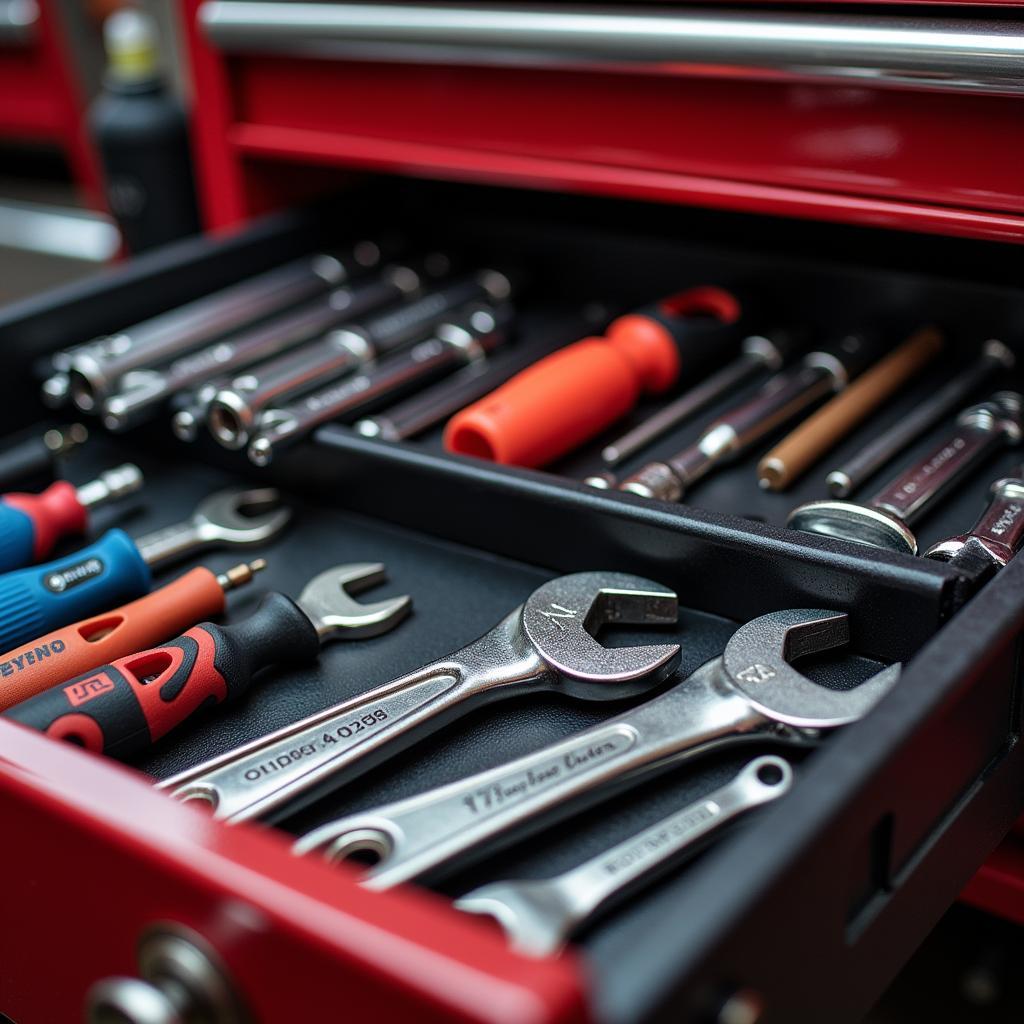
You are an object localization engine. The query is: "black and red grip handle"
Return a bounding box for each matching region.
[4,592,320,759]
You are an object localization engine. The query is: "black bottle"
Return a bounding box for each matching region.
[89,9,201,254]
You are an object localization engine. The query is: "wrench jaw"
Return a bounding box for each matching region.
[296,562,413,642]
[194,487,294,547]
[521,572,681,701]
[722,609,901,730]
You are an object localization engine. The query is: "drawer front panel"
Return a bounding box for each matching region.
[186,1,1024,241]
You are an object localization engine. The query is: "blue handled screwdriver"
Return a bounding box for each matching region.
[0,464,142,573]
[0,487,290,652]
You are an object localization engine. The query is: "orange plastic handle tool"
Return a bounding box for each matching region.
[444,285,742,468]
[0,566,228,711]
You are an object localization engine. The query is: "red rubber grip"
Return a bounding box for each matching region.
[0,567,228,712]
[5,481,87,560]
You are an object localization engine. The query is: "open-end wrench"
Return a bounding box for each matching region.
[926,465,1024,576]
[7,563,410,759]
[293,608,897,888]
[159,572,681,824]
[455,754,793,957]
[0,488,291,652]
[789,392,1023,554]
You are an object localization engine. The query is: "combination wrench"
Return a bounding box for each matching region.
[293,608,898,888]
[455,754,793,957]
[158,572,681,823]
[789,392,1023,554]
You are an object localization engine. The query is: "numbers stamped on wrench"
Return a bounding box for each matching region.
[736,663,776,684]
[460,725,637,816]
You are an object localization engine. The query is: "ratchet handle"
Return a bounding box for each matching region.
[0,566,230,712]
[0,530,151,653]
[5,592,321,758]
[2,480,87,565]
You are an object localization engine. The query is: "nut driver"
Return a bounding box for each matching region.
[789,392,1023,554]
[207,270,512,451]
[294,608,898,890]
[0,423,88,492]
[6,563,411,759]
[0,559,266,711]
[50,242,389,411]
[455,754,793,957]
[160,571,681,824]
[248,302,515,466]
[615,332,882,501]
[0,463,142,572]
[101,268,415,432]
[925,465,1024,577]
[0,487,290,652]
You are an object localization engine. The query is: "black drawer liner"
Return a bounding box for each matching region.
[3,178,1024,1024]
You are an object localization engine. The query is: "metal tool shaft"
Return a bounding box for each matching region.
[789,393,1024,554]
[63,246,383,411]
[101,274,405,430]
[454,755,792,957]
[602,336,783,466]
[249,304,513,464]
[826,339,1015,497]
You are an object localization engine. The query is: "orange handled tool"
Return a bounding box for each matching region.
[444,286,744,468]
[0,559,264,711]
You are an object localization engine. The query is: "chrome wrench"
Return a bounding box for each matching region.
[455,754,793,957]
[159,571,681,824]
[293,608,897,888]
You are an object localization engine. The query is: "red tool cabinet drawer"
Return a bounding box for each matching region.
[2,188,1024,1023]
[182,0,1024,241]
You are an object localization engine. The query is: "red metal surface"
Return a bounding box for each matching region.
[181,0,1024,241]
[963,837,1024,927]
[0,0,105,208]
[0,718,589,1023]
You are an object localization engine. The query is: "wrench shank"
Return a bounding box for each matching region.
[163,612,550,823]
[308,661,773,889]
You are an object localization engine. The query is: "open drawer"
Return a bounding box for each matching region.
[1,179,1023,1023]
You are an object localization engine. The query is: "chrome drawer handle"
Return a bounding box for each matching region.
[198,2,1024,97]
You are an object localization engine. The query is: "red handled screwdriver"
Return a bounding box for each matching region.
[0,559,266,712]
[0,463,142,573]
[4,563,411,759]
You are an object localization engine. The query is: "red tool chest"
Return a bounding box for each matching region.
[0,0,104,207]
[2,3,1024,1022]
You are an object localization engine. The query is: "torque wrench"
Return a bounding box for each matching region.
[446,286,744,468]
[6,564,410,758]
[455,754,793,957]
[295,609,896,889]
[0,559,265,711]
[101,270,416,431]
[925,465,1024,575]
[52,242,387,411]
[758,326,943,492]
[600,332,794,467]
[826,340,1015,497]
[789,393,1023,554]
[615,332,882,501]
[160,572,680,824]
[0,464,142,572]
[207,270,512,450]
[0,424,88,492]
[248,303,514,465]
[0,487,290,652]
